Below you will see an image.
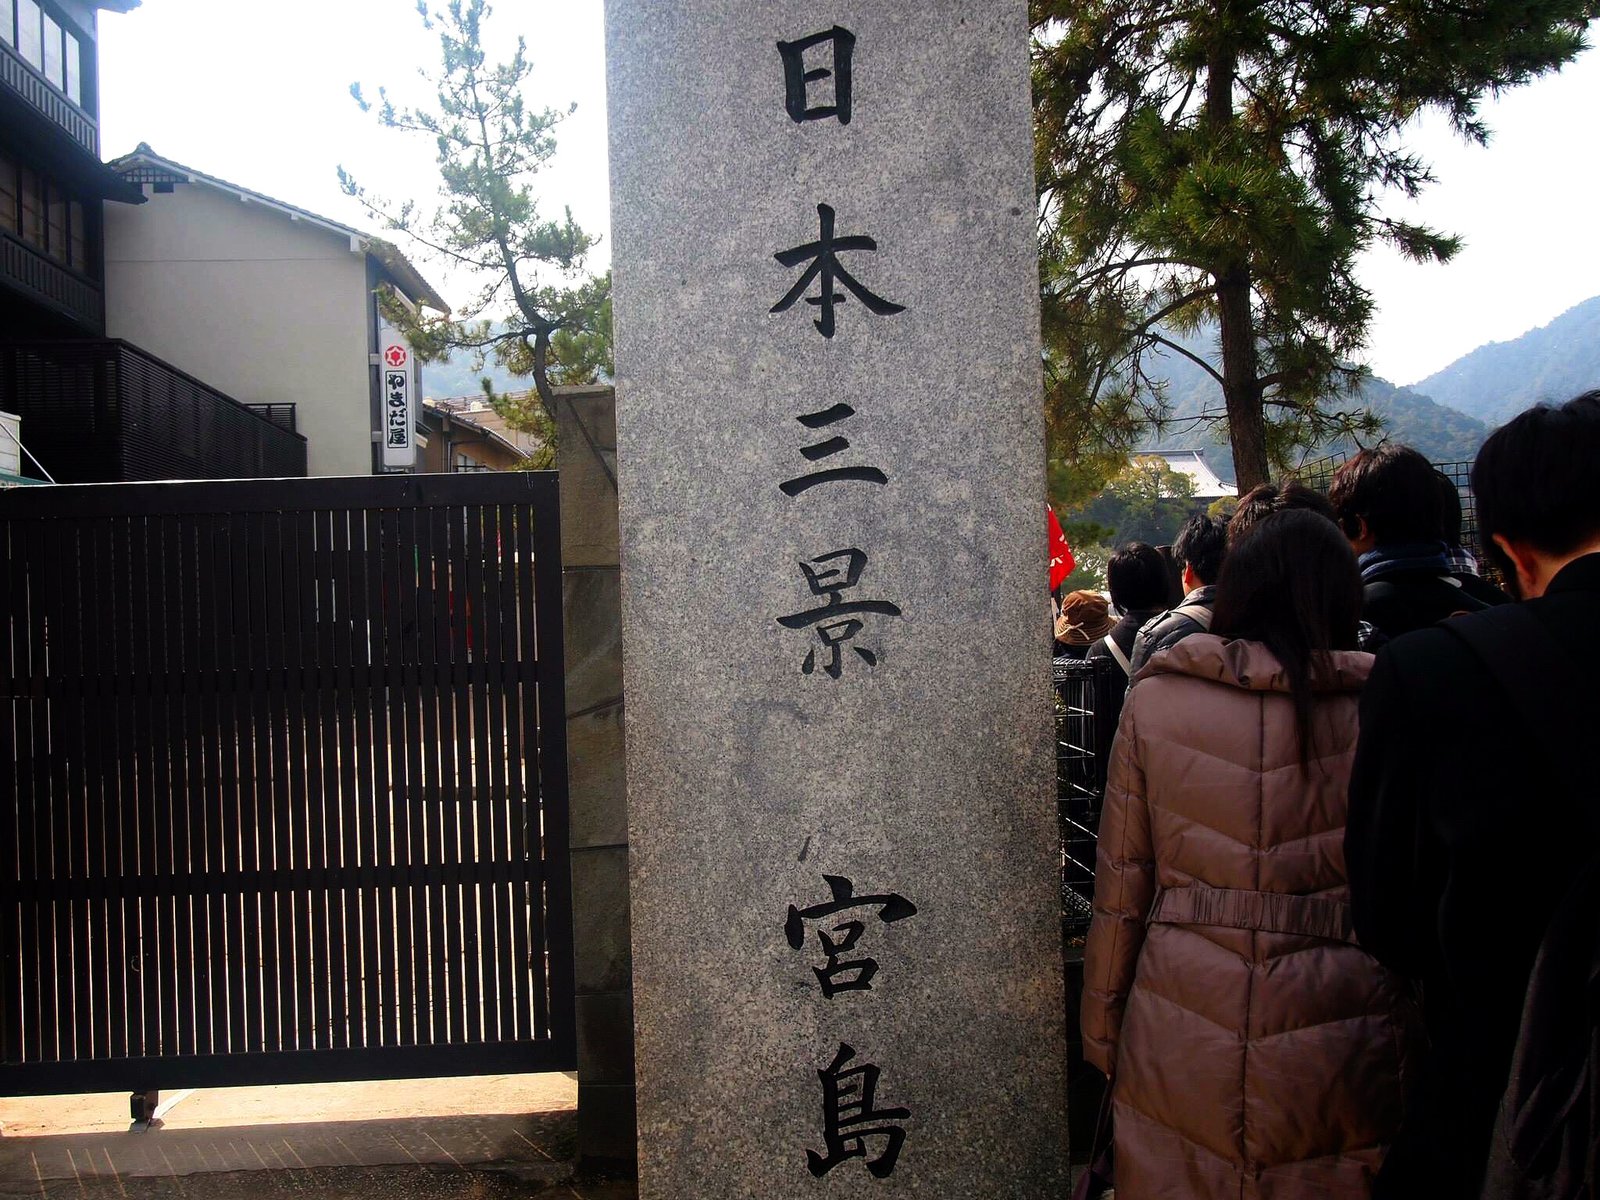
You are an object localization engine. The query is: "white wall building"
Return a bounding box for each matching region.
[102,145,446,477]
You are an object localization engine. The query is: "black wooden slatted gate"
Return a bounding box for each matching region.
[0,473,574,1093]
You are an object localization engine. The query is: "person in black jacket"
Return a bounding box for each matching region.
[1085,543,1168,766]
[1346,391,1600,1198]
[1126,512,1227,675]
[1086,542,1168,682]
[1329,444,1488,639]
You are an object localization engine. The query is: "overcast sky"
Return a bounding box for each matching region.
[99,1,1600,387]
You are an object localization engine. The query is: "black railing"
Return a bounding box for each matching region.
[0,339,307,482]
[1055,656,1120,944]
[244,402,298,434]
[0,39,97,154]
[1,232,102,332]
[1297,451,1503,587]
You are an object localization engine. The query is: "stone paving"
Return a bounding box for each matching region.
[0,1075,635,1200]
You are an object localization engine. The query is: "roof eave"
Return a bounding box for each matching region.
[368,239,450,315]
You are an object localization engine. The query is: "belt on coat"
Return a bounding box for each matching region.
[1146,883,1359,945]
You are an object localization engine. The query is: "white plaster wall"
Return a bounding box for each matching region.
[104,184,374,477]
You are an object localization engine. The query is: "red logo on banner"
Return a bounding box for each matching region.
[384,345,409,368]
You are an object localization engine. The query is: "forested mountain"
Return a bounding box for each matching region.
[1412,295,1600,427]
[424,300,1600,464]
[422,348,525,400]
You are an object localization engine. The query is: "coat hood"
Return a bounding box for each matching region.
[1135,633,1372,694]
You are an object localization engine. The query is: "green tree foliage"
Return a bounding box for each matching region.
[1033,0,1599,490]
[1056,457,1200,588]
[340,0,609,452]
[1080,454,1200,546]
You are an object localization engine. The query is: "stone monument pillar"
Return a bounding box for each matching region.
[605,4,1067,1196]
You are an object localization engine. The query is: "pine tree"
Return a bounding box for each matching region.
[1034,0,1599,490]
[339,0,608,459]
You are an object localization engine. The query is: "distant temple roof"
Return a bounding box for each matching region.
[1151,449,1236,499]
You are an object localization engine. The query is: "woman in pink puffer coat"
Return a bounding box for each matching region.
[1082,510,1416,1200]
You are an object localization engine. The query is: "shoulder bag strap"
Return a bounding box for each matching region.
[1170,602,1213,631]
[1103,633,1132,677]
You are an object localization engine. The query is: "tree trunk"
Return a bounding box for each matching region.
[1205,33,1270,492]
[1217,264,1268,490]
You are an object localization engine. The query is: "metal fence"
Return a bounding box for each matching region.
[0,472,574,1095]
[0,340,308,483]
[1055,657,1120,944]
[1296,451,1502,586]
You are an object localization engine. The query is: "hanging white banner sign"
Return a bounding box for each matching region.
[379,324,417,469]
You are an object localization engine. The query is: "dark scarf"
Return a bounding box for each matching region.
[1358,541,1452,584]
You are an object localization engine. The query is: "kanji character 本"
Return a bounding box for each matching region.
[777,549,902,678]
[777,26,855,125]
[785,874,917,997]
[780,402,887,496]
[806,1043,910,1179]
[772,203,905,339]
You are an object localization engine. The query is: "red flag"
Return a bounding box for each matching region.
[1047,505,1075,591]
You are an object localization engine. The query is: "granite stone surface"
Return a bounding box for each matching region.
[606,2,1066,1195]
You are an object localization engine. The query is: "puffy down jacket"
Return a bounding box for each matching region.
[1081,635,1414,1200]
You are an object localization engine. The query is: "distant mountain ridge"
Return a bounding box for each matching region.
[1139,326,1490,484]
[423,297,1600,471]
[1412,295,1600,427]
[422,342,526,401]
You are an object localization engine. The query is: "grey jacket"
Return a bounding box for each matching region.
[1126,585,1215,677]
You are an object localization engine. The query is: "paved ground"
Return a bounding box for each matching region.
[0,1075,634,1200]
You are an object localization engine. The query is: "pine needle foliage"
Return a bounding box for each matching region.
[1033,0,1599,490]
[339,0,609,448]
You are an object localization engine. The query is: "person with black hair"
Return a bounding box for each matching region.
[1329,444,1489,639]
[1083,511,1411,1199]
[1127,512,1228,675]
[1084,543,1171,769]
[1432,468,1510,608]
[1347,390,1600,1198]
[1087,542,1170,681]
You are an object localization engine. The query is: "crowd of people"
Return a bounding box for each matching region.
[1052,390,1600,1199]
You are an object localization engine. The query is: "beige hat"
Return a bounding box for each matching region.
[1056,590,1114,645]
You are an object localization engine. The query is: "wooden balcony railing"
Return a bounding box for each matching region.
[0,39,97,155]
[0,231,102,332]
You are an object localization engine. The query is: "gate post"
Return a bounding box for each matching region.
[555,384,637,1165]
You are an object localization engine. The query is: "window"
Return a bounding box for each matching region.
[8,3,83,107]
[68,199,83,269]
[41,12,60,87]
[0,156,16,236]
[45,187,65,262]
[17,0,40,69]
[3,161,89,271]
[63,28,78,103]
[18,167,39,245]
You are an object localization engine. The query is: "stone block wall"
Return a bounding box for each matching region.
[555,385,636,1164]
